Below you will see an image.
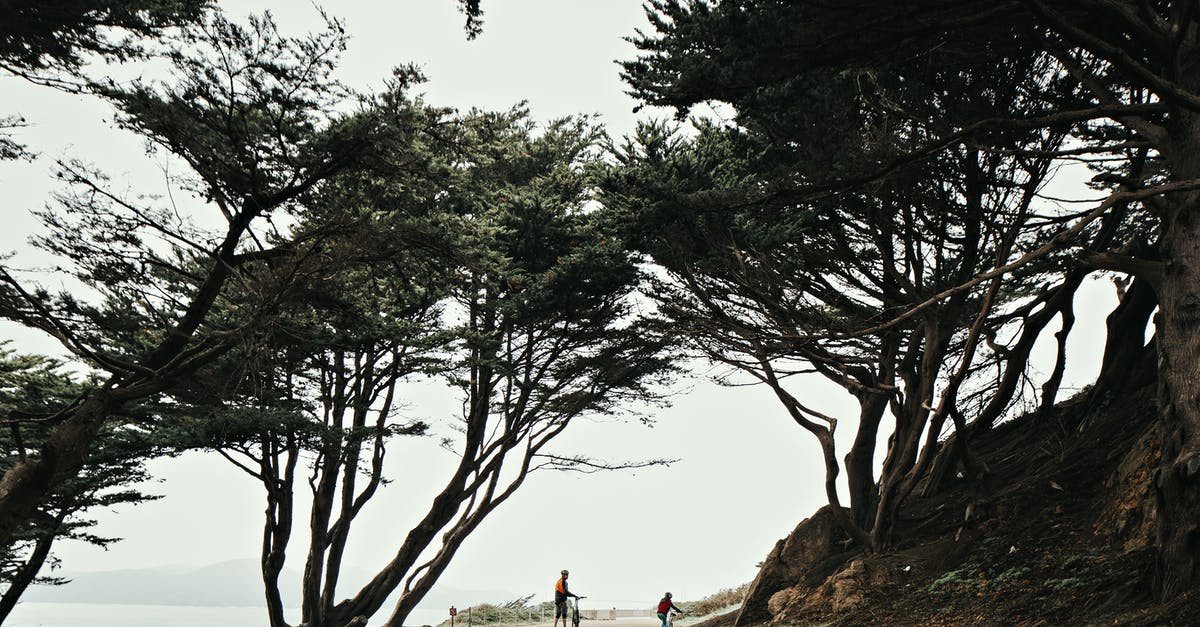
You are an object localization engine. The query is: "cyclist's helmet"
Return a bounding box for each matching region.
[665,593,672,598]
[562,570,569,576]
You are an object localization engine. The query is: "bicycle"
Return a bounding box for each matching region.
[571,596,587,627]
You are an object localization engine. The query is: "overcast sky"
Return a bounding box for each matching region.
[0,0,1119,618]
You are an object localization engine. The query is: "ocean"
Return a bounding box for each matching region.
[5,602,450,627]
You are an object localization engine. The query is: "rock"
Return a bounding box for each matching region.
[829,560,868,613]
[766,588,796,616]
[734,506,851,626]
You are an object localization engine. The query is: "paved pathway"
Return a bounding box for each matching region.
[433,611,663,627]
[523,619,661,627]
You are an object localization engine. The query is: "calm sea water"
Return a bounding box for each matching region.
[6,603,449,627]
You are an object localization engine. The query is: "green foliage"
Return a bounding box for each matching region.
[682,583,749,617]
[925,541,1133,604]
[0,0,213,211]
[0,11,450,614]
[456,0,484,39]
[0,0,212,73]
[452,598,552,626]
[93,11,363,210]
[0,345,162,605]
[606,0,1145,555]
[14,11,416,378]
[994,566,1034,584]
[442,107,677,433]
[131,103,677,626]
[928,562,986,595]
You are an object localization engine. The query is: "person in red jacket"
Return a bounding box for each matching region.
[656,592,683,627]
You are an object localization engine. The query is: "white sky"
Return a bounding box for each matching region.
[0,0,1120,618]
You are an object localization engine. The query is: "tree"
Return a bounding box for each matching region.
[351,110,673,627]
[172,252,448,627]
[0,346,164,622]
[623,0,1198,596]
[169,132,457,625]
[0,11,421,556]
[608,25,1102,550]
[601,103,1084,548]
[0,0,213,161]
[165,107,675,627]
[0,0,211,76]
[456,0,485,39]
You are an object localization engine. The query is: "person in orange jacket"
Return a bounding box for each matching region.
[553,569,580,627]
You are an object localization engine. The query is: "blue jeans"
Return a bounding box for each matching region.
[657,613,668,627]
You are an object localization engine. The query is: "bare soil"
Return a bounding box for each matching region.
[692,387,1200,627]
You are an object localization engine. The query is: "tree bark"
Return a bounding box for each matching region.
[0,508,69,623]
[1094,275,1158,396]
[1039,303,1074,412]
[844,390,888,529]
[262,434,298,627]
[1154,232,1200,596]
[0,391,114,547]
[871,317,943,549]
[1154,110,1200,598]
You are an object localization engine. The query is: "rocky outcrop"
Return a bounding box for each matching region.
[827,559,871,613]
[769,557,901,624]
[733,506,850,626]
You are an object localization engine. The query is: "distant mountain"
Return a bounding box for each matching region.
[22,559,300,607]
[22,559,519,610]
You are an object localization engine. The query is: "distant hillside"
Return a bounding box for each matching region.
[691,388,1200,626]
[22,559,517,610]
[22,559,296,607]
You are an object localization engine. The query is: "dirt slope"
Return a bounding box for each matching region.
[697,387,1200,627]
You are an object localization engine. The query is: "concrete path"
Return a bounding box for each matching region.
[523,619,661,627]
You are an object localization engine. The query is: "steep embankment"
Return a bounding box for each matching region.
[698,387,1200,626]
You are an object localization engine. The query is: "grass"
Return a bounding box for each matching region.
[435,596,556,627]
[675,583,749,625]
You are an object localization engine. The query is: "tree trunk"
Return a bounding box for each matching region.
[1094,275,1158,396]
[1154,245,1200,596]
[0,391,114,547]
[0,508,68,623]
[1153,214,1200,598]
[844,391,887,530]
[1154,112,1200,598]
[871,318,941,549]
[262,436,298,627]
[1039,303,1074,412]
[331,368,497,623]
